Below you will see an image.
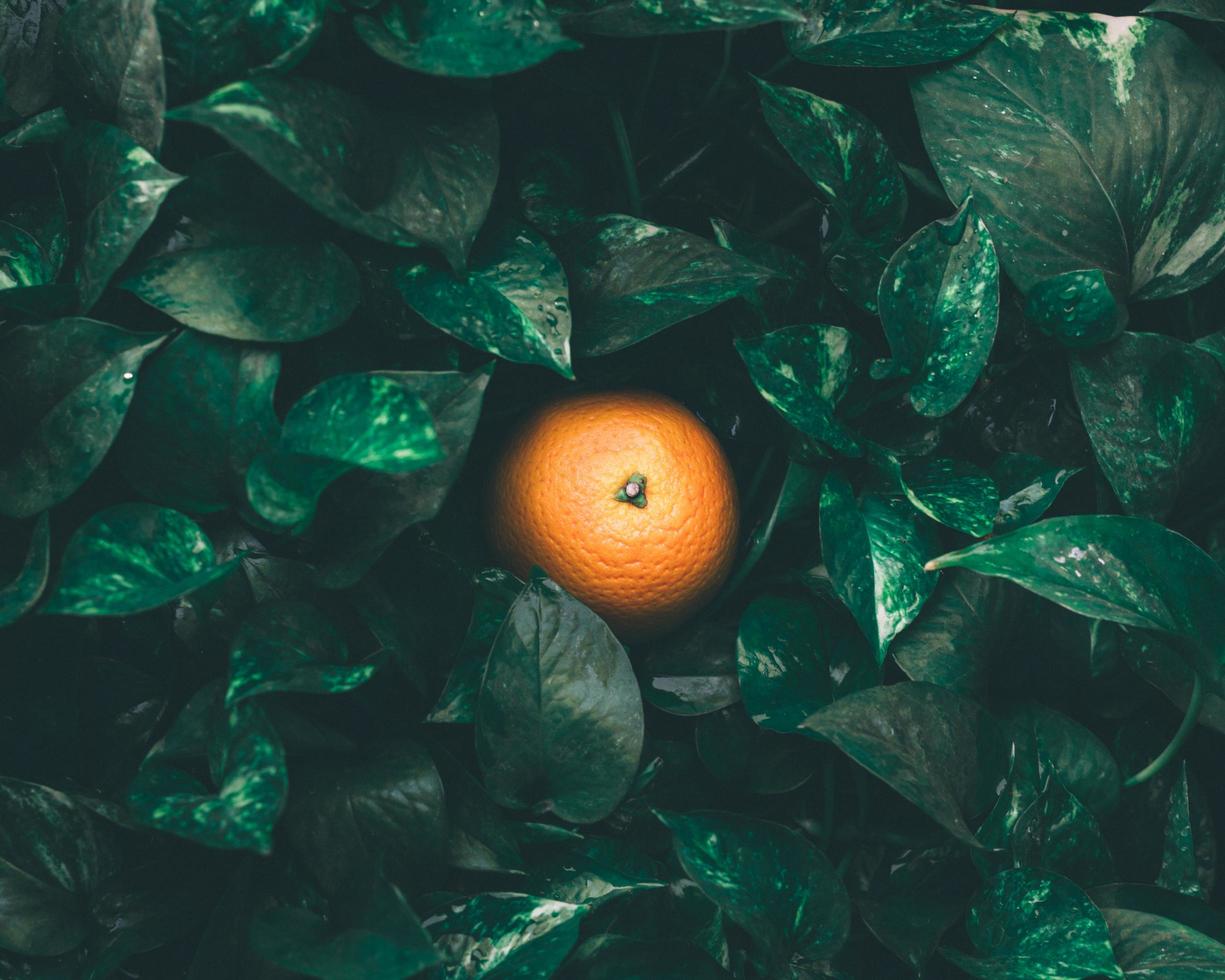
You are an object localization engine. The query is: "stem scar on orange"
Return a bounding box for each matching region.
[487,390,740,640]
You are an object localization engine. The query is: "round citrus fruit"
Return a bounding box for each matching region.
[487,390,740,640]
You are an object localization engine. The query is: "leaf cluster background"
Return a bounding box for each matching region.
[3,0,1225,977]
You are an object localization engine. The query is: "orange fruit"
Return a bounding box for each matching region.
[487,390,740,640]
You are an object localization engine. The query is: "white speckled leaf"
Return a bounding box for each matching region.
[912,11,1225,300]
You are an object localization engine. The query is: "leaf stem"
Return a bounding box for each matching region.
[699,32,735,110]
[1123,672,1204,788]
[607,99,643,217]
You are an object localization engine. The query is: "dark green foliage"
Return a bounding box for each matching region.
[3,3,1225,977]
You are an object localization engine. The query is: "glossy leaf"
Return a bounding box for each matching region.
[658,809,850,967]
[60,122,183,310]
[736,594,874,732]
[0,513,49,626]
[1144,0,1225,18]
[1156,762,1213,900]
[56,0,165,152]
[1071,332,1225,521]
[426,893,586,979]
[0,319,164,519]
[155,0,326,97]
[311,364,493,585]
[992,454,1080,530]
[1104,907,1225,977]
[802,682,1004,845]
[1009,703,1122,817]
[927,516,1225,694]
[246,373,443,529]
[475,574,644,823]
[820,472,939,662]
[1011,769,1115,887]
[127,700,288,854]
[519,837,664,907]
[873,199,999,417]
[285,740,447,895]
[896,457,999,537]
[432,745,524,873]
[43,503,240,616]
[785,0,1007,67]
[567,214,769,357]
[563,0,803,36]
[167,77,498,269]
[641,616,741,718]
[756,77,906,310]
[1024,268,1125,349]
[356,0,578,77]
[396,220,572,377]
[116,330,281,513]
[735,323,860,455]
[912,11,1225,300]
[226,600,379,706]
[942,869,1123,979]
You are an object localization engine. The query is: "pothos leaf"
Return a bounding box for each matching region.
[1103,907,1225,977]
[912,11,1225,300]
[0,513,49,627]
[735,323,860,456]
[1024,268,1125,348]
[894,456,999,537]
[562,0,804,36]
[127,700,288,855]
[42,504,241,616]
[356,0,578,77]
[1156,761,1214,900]
[475,573,645,823]
[396,220,573,378]
[873,198,1000,417]
[991,454,1080,531]
[0,319,164,519]
[785,0,1009,68]
[820,471,939,662]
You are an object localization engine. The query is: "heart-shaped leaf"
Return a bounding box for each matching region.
[475,573,644,824]
[426,893,586,979]
[1010,768,1115,887]
[912,11,1225,300]
[396,220,572,377]
[43,503,241,616]
[991,454,1080,530]
[0,319,164,519]
[1103,907,1225,977]
[894,457,999,537]
[567,214,769,357]
[1024,268,1125,348]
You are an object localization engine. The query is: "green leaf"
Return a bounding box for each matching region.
[1144,0,1225,20]
[926,516,1225,694]
[756,77,906,311]
[736,594,875,732]
[567,214,769,357]
[432,744,524,872]
[396,220,572,377]
[695,704,817,795]
[1156,762,1213,900]
[0,169,66,306]
[890,568,1015,696]
[519,837,664,907]
[873,199,999,417]
[802,681,1004,846]
[0,319,164,518]
[896,457,999,537]
[127,700,288,854]
[311,364,493,585]
[284,740,447,895]
[641,616,741,718]
[735,323,860,456]
[1071,332,1225,521]
[1024,268,1125,349]
[60,122,183,310]
[156,0,326,97]
[56,0,165,152]
[1011,768,1115,888]
[475,574,644,823]
[820,472,939,662]
[1009,703,1122,817]
[0,514,49,627]
[1103,907,1225,978]
[226,600,380,706]
[657,809,850,967]
[942,869,1123,979]
[912,11,1225,300]
[0,778,119,957]
[42,503,241,616]
[250,873,439,980]
[426,893,586,979]
[991,454,1080,530]
[356,0,578,77]
[562,0,803,36]
[785,0,1008,67]
[246,372,443,529]
[115,330,281,513]
[167,77,498,269]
